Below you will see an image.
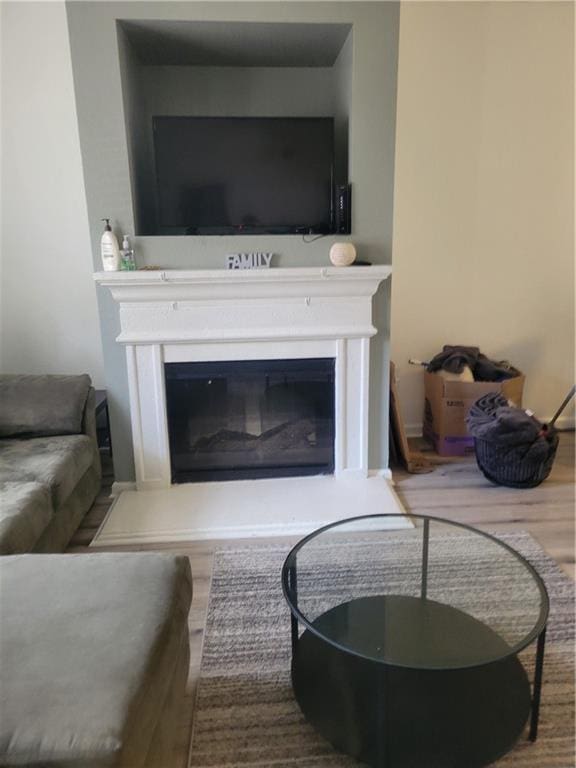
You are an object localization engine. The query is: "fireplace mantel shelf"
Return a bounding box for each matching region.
[94,265,392,346]
[94,266,391,307]
[94,265,392,287]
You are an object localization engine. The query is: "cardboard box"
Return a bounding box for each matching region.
[423,371,525,457]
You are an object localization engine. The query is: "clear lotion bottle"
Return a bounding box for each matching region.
[121,234,136,270]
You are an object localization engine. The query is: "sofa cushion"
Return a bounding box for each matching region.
[0,374,91,438]
[0,481,52,554]
[0,553,192,767]
[0,435,94,507]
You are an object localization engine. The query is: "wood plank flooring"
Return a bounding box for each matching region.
[395,432,575,580]
[67,432,575,766]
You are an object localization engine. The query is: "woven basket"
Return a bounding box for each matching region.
[473,430,559,489]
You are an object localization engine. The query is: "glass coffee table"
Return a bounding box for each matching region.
[282,514,549,768]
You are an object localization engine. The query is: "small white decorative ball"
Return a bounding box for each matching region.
[329,242,356,267]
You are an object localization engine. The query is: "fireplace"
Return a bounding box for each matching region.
[94,266,392,494]
[92,268,408,543]
[165,359,335,483]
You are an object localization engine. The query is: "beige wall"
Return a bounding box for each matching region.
[0,2,104,384]
[391,1,574,432]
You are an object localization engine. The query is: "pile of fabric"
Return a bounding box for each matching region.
[467,393,558,488]
[427,345,520,382]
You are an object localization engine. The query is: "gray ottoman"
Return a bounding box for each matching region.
[0,553,192,767]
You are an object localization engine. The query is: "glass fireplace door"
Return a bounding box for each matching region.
[165,358,335,483]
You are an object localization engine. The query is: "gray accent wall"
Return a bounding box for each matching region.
[66,1,399,482]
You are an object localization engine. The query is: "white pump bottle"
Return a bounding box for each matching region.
[100,218,120,271]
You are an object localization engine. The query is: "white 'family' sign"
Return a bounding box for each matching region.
[226,252,273,270]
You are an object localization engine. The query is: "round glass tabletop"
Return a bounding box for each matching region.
[282,514,549,670]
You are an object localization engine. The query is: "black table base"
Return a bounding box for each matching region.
[292,595,532,768]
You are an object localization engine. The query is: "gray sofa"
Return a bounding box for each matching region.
[0,374,102,554]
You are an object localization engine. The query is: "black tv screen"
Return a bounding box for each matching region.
[153,116,335,235]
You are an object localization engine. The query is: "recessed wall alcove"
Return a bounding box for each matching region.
[117,19,353,236]
[67,1,400,483]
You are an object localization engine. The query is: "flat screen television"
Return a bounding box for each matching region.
[152,116,335,235]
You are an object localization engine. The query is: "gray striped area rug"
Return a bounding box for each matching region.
[189,532,575,767]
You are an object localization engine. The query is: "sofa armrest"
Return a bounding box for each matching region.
[82,388,102,480]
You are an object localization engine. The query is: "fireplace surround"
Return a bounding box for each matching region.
[95,266,392,492]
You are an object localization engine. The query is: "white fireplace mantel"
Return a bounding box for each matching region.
[94,266,391,344]
[94,266,392,493]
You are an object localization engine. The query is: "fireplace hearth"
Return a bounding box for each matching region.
[165,359,335,482]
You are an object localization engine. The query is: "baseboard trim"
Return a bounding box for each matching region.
[111,481,137,496]
[374,468,393,480]
[405,423,423,438]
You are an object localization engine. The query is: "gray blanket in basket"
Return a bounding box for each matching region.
[467,393,552,467]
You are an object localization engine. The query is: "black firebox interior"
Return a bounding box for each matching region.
[165,358,335,483]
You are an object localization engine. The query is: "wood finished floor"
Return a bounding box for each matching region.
[67,431,575,766]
